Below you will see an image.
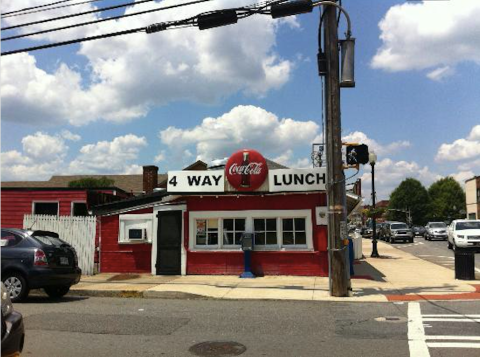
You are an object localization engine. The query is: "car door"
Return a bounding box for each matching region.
[1,230,25,273]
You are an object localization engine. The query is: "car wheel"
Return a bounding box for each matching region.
[448,240,453,250]
[409,238,414,243]
[2,272,29,302]
[44,286,71,299]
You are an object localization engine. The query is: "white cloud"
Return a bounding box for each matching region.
[361,158,440,200]
[21,132,67,160]
[426,66,455,81]
[60,130,81,141]
[371,0,480,79]
[1,0,101,42]
[1,0,294,126]
[436,125,480,161]
[342,131,410,156]
[1,132,69,180]
[159,105,319,163]
[450,170,475,185]
[1,133,148,180]
[68,134,147,173]
[154,150,166,163]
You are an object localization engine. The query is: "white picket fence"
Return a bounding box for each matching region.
[23,214,96,275]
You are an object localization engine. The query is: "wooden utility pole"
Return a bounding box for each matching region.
[323,3,349,297]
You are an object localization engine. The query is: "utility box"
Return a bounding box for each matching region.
[454,250,475,280]
[241,233,254,251]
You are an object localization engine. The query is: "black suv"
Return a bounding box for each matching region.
[1,228,81,302]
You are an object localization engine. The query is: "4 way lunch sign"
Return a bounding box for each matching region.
[167,149,326,193]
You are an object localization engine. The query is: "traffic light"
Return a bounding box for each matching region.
[346,144,369,165]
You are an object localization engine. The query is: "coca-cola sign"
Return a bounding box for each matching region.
[225,149,268,191]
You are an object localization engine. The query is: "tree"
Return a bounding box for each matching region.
[68,176,115,188]
[428,177,465,223]
[387,178,430,225]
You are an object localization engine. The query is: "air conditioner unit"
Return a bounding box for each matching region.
[128,228,147,240]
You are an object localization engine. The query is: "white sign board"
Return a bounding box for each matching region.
[268,168,326,192]
[167,171,224,193]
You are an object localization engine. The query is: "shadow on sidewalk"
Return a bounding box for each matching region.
[352,259,387,282]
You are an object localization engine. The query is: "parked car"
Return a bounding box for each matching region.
[362,226,373,238]
[1,282,25,356]
[425,222,448,240]
[411,225,426,237]
[447,220,480,251]
[384,222,414,243]
[1,228,82,302]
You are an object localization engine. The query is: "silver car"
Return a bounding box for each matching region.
[425,222,448,241]
[385,222,414,243]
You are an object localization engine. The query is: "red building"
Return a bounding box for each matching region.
[93,150,336,276]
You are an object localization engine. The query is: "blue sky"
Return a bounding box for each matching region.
[1,0,480,200]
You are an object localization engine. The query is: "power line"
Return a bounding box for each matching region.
[2,0,76,16]
[2,0,109,19]
[2,0,158,31]
[1,26,146,56]
[2,0,211,42]
[1,0,282,56]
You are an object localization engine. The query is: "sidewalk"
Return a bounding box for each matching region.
[70,239,480,302]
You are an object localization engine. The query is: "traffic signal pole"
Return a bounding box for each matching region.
[323,3,350,297]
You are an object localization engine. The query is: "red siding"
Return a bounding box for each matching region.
[184,193,328,276]
[1,190,88,228]
[99,193,329,276]
[99,208,153,273]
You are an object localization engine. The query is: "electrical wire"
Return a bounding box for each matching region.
[2,0,76,16]
[2,0,211,42]
[2,0,109,19]
[2,0,158,31]
[1,0,286,56]
[1,25,145,56]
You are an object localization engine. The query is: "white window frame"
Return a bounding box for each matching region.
[189,210,313,252]
[222,218,247,248]
[119,214,154,244]
[71,201,89,216]
[253,217,279,249]
[281,217,308,248]
[194,218,221,248]
[32,201,59,216]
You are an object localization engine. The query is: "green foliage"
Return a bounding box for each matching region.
[68,176,115,188]
[387,178,430,225]
[428,177,465,222]
[362,207,386,219]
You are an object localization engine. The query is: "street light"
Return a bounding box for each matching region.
[369,151,379,258]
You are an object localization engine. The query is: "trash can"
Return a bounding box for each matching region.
[348,237,355,276]
[454,250,475,280]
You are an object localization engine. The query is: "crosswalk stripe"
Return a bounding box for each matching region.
[427,342,480,348]
[425,336,480,341]
[423,314,480,318]
[408,303,430,357]
[423,318,480,322]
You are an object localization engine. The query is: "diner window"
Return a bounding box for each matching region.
[254,218,277,246]
[196,219,219,246]
[282,218,306,246]
[223,219,245,246]
[33,202,58,216]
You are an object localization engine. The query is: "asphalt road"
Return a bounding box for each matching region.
[14,296,480,357]
[382,235,480,278]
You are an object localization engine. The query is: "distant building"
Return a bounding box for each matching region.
[465,176,480,219]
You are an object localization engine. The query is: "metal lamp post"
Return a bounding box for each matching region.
[369,151,379,258]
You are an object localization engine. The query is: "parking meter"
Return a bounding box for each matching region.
[240,233,255,278]
[241,233,253,251]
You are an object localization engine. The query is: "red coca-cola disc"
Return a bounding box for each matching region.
[225,149,268,191]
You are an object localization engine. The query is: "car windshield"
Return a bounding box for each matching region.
[391,224,408,229]
[430,223,446,228]
[456,222,480,230]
